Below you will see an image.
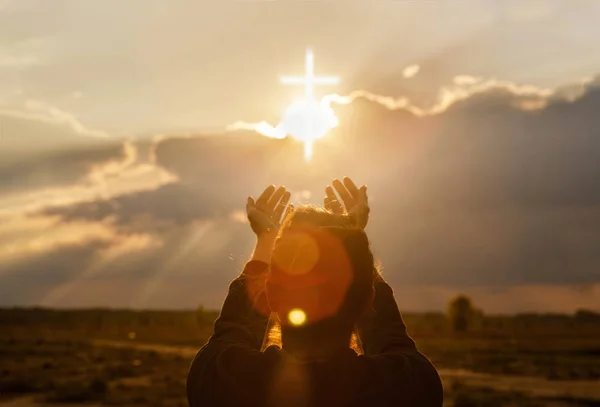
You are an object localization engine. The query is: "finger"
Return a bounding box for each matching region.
[356,185,370,228]
[332,179,355,210]
[359,185,368,203]
[343,177,360,199]
[326,186,343,212]
[266,186,286,212]
[256,185,275,209]
[273,191,291,222]
[325,186,344,214]
[283,203,295,223]
[324,196,332,211]
[246,196,255,214]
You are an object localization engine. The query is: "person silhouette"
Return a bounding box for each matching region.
[187,177,443,407]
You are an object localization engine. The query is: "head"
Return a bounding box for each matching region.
[265,206,376,356]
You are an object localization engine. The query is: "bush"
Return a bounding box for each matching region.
[0,377,38,394]
[450,382,541,407]
[46,377,107,403]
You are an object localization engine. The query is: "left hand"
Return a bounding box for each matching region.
[246,185,293,237]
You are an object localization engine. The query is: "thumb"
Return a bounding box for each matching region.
[359,185,368,203]
[246,196,255,213]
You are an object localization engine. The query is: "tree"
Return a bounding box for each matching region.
[448,295,475,332]
[575,309,600,322]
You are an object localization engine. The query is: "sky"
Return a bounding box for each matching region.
[1,0,599,313]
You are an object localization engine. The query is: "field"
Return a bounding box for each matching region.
[0,308,599,407]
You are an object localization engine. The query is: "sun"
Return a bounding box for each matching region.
[278,49,340,161]
[277,98,339,160]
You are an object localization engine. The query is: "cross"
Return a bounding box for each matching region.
[280,49,339,99]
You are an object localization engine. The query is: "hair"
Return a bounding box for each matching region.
[265,205,377,352]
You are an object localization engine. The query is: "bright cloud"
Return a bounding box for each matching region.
[232,75,556,139]
[402,64,421,79]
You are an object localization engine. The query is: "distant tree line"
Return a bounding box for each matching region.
[445,295,600,333]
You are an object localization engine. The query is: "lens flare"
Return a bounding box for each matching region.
[288,308,307,326]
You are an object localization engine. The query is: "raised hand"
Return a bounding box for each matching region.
[324,177,369,229]
[246,185,293,236]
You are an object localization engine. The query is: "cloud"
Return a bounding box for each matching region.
[324,78,553,116]
[226,120,286,139]
[2,210,598,312]
[156,76,600,211]
[0,142,130,194]
[0,216,113,263]
[147,74,600,286]
[0,232,112,306]
[500,0,561,22]
[230,75,555,140]
[402,64,420,79]
[0,54,40,67]
[40,182,236,232]
[0,102,109,155]
[371,206,600,288]
[0,159,175,220]
[453,75,482,86]
[3,74,600,311]
[0,37,53,68]
[23,99,109,138]
[0,212,253,309]
[0,105,176,216]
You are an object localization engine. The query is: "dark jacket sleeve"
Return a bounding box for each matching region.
[187,261,270,407]
[357,276,444,406]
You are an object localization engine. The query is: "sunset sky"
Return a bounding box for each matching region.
[1,0,599,313]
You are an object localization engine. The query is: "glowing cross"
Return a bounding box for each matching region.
[279,49,340,160]
[281,49,340,99]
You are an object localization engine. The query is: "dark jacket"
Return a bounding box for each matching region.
[187,261,443,407]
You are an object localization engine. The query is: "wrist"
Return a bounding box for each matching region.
[257,229,278,242]
[250,231,278,263]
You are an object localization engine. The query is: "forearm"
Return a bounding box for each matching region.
[188,259,271,406]
[358,277,416,354]
[210,260,270,349]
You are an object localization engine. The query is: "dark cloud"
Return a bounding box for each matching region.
[40,181,239,231]
[152,132,297,188]
[0,143,129,194]
[0,238,110,306]
[0,107,109,153]
[0,110,131,194]
[368,206,600,287]
[3,77,600,311]
[150,79,600,210]
[0,218,254,308]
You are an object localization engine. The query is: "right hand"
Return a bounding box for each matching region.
[324,177,370,229]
